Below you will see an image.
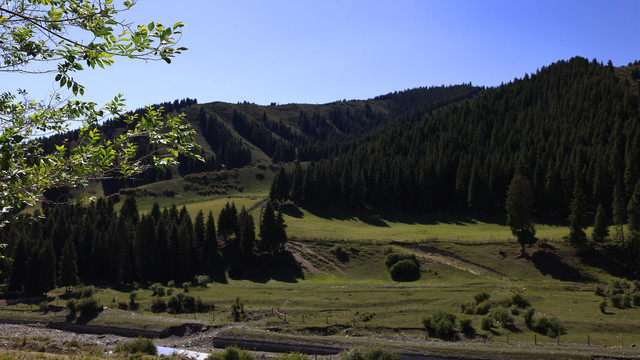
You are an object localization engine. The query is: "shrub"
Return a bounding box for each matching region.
[522,307,535,328]
[330,245,350,262]
[168,295,182,313]
[129,292,138,306]
[493,307,514,328]
[66,299,77,312]
[275,353,310,360]
[599,300,607,313]
[339,348,399,360]
[532,316,566,337]
[231,297,245,322]
[195,274,211,287]
[459,317,474,334]
[76,297,101,316]
[182,282,190,292]
[69,285,96,299]
[474,292,490,304]
[167,280,176,288]
[475,300,491,315]
[151,298,167,313]
[38,301,49,312]
[594,286,606,297]
[183,294,196,312]
[207,346,254,360]
[360,312,375,322]
[389,259,420,281]
[511,293,530,308]
[115,337,157,356]
[481,317,493,331]
[117,301,128,310]
[150,283,166,296]
[385,252,417,269]
[423,311,457,340]
[361,348,399,360]
[610,294,625,308]
[461,302,476,315]
[633,294,640,306]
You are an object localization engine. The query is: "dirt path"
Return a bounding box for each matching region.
[400,244,505,278]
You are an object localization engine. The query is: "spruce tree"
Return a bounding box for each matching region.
[627,180,640,271]
[237,207,256,255]
[205,211,218,275]
[505,174,536,254]
[58,238,79,293]
[591,204,609,245]
[613,184,627,244]
[193,210,206,273]
[7,239,26,293]
[259,201,277,254]
[568,182,589,247]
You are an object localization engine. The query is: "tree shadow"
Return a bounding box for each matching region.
[531,250,595,282]
[577,247,628,278]
[281,203,304,219]
[225,251,304,284]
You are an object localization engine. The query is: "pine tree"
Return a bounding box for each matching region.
[120,195,139,225]
[592,204,610,245]
[58,237,79,292]
[274,210,288,253]
[193,210,206,274]
[613,184,627,244]
[237,207,256,255]
[627,180,640,271]
[568,182,589,247]
[259,201,277,254]
[7,239,26,293]
[505,174,536,254]
[205,211,218,275]
[217,202,238,243]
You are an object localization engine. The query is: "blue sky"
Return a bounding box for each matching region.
[7,0,640,110]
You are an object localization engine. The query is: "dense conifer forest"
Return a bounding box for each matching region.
[272,58,640,221]
[0,197,288,295]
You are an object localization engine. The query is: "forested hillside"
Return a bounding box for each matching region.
[273,57,640,223]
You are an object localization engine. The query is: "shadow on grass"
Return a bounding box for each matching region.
[226,251,304,284]
[577,247,628,278]
[531,250,595,282]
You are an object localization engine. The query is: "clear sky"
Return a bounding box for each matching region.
[6,0,640,110]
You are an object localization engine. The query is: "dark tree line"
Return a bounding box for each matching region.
[0,196,287,295]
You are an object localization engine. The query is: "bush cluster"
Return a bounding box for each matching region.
[385,252,420,282]
[68,285,96,299]
[595,280,640,310]
[330,245,351,262]
[207,346,254,360]
[339,348,399,360]
[67,297,102,316]
[422,311,460,340]
[166,292,214,313]
[115,337,157,356]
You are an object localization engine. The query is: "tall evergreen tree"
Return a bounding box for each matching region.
[120,195,139,225]
[591,204,610,245]
[259,201,277,254]
[613,184,627,244]
[568,183,589,247]
[58,237,79,292]
[627,180,640,271]
[237,207,256,255]
[193,210,206,273]
[505,174,536,254]
[7,239,26,293]
[205,211,218,275]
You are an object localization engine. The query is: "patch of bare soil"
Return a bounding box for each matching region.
[402,244,506,277]
[287,242,346,277]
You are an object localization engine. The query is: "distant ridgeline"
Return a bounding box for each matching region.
[271,57,640,221]
[36,85,481,198]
